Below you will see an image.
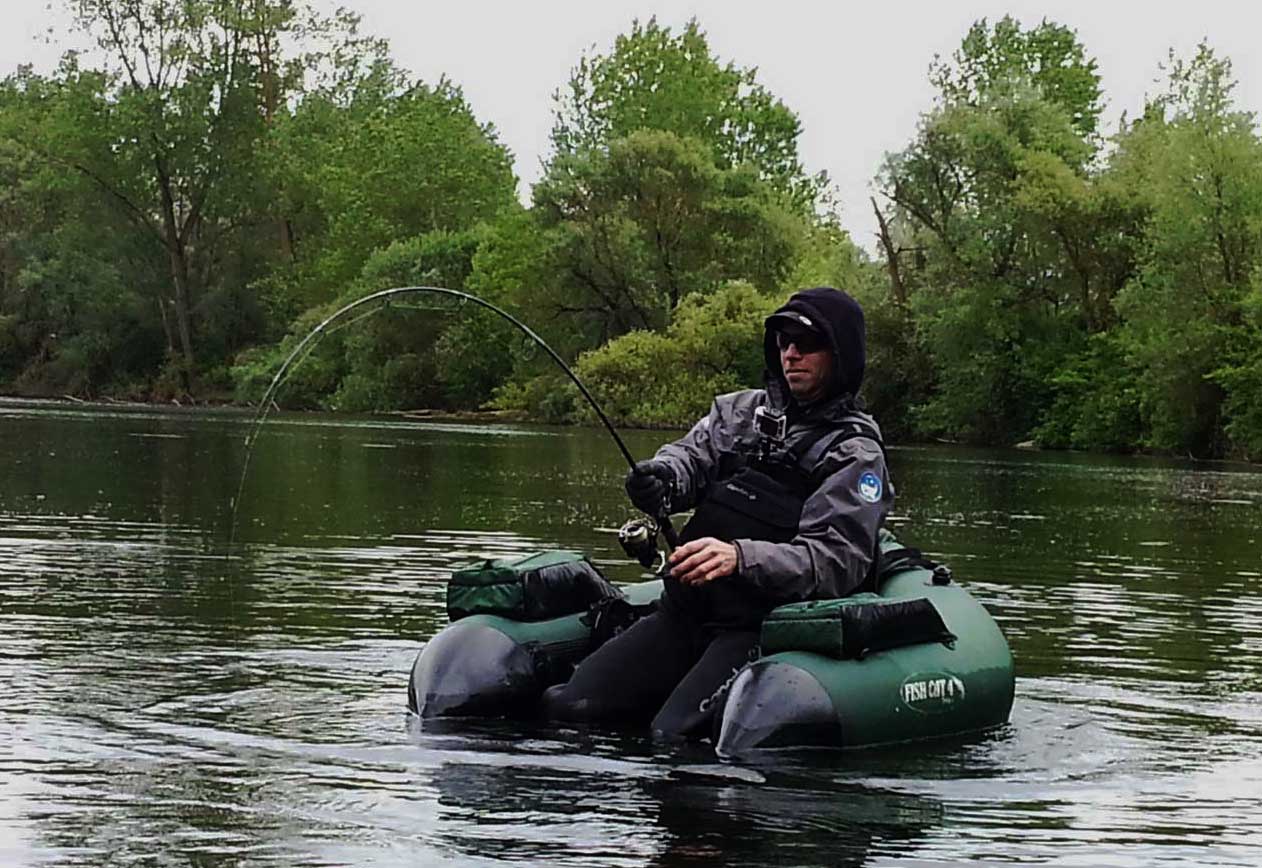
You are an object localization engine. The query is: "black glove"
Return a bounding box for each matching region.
[625,459,673,515]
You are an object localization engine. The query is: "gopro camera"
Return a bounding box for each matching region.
[754,406,786,443]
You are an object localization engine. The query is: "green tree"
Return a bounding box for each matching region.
[475,10,868,424]
[263,74,517,316]
[331,228,488,412]
[876,17,1131,444]
[930,16,1103,139]
[3,1,473,400]
[0,67,168,395]
[47,0,296,389]
[231,224,510,412]
[1212,284,1262,458]
[526,129,799,345]
[1109,47,1262,456]
[552,18,820,205]
[241,62,518,412]
[880,95,1091,441]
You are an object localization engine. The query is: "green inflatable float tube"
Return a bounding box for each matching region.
[712,544,1015,755]
[407,536,1015,754]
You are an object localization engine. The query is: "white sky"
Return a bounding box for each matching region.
[4,0,1260,251]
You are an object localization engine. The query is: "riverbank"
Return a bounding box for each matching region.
[7,392,1259,466]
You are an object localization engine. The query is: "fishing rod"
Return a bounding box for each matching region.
[230,285,679,554]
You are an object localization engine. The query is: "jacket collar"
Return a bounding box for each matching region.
[764,372,857,422]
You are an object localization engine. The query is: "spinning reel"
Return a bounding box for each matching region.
[617,516,665,571]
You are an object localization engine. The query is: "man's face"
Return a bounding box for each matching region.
[776,328,833,402]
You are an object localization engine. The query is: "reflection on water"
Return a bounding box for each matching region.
[2,397,1261,865]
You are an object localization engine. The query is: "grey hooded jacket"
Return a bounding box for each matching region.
[652,288,894,604]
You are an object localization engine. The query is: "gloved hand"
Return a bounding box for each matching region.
[625,459,673,515]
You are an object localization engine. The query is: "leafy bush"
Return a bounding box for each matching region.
[1034,333,1143,451]
[1210,284,1262,460]
[489,373,580,423]
[571,282,777,426]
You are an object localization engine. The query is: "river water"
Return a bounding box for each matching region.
[1,397,1260,866]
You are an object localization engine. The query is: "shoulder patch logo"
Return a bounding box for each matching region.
[858,471,883,503]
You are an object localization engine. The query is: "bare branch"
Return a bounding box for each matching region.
[871,196,908,306]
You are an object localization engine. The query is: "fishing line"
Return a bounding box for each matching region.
[228,285,678,552]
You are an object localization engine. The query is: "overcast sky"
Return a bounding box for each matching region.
[4,1,1260,250]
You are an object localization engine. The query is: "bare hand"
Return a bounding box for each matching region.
[668,537,738,585]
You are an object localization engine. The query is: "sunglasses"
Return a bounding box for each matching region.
[775,329,828,354]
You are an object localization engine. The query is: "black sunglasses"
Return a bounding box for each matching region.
[775,329,828,354]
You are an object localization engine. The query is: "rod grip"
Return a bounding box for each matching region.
[658,513,680,551]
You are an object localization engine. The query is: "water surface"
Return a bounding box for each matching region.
[2,398,1260,865]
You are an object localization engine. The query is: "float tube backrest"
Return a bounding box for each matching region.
[760,594,956,660]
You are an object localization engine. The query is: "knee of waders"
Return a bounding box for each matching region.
[650,700,713,743]
[539,681,604,723]
[540,681,578,719]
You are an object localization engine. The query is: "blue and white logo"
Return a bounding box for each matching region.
[858,471,883,503]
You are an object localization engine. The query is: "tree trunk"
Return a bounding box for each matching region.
[155,294,175,356]
[252,6,297,263]
[278,218,296,262]
[167,245,196,387]
[871,197,908,306]
[155,158,196,392]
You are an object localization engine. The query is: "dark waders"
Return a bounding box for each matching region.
[540,605,759,739]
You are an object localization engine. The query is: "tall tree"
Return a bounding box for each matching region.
[1110,46,1262,456]
[930,16,1104,139]
[54,0,287,386]
[0,64,170,394]
[524,130,798,345]
[875,17,1130,443]
[551,18,820,206]
[264,74,517,312]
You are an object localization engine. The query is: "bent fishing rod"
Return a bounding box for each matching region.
[231,285,679,551]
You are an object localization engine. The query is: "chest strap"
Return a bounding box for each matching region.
[798,420,885,469]
[744,419,884,497]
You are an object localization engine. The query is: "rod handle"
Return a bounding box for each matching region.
[659,514,680,551]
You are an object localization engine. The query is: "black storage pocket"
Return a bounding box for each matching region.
[681,467,804,546]
[707,468,801,529]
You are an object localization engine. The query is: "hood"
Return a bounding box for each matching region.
[763,287,866,406]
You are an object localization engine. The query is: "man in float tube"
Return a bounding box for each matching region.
[542,286,894,739]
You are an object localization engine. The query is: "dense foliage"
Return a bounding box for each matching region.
[2,8,1261,460]
[873,21,1262,459]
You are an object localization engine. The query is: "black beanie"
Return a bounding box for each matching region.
[763,287,866,399]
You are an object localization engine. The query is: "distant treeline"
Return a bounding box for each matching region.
[2,4,1260,460]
